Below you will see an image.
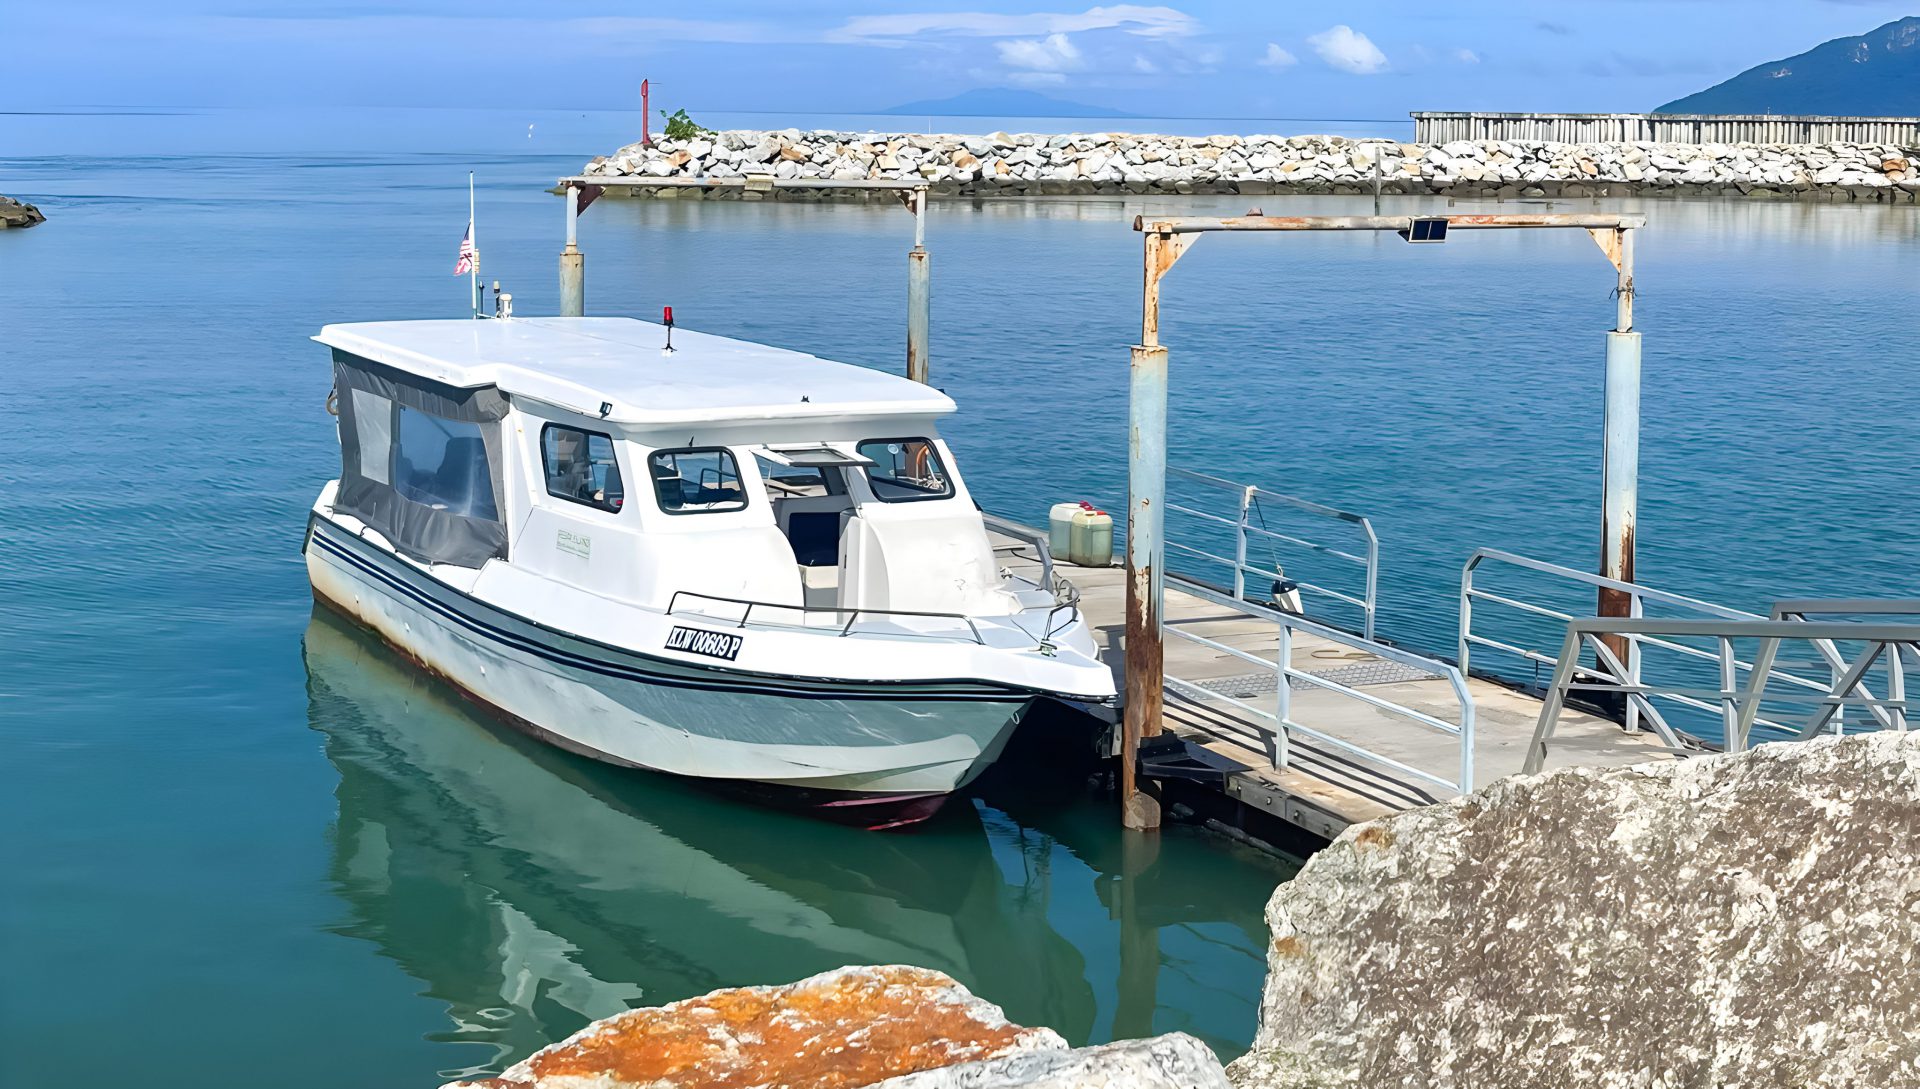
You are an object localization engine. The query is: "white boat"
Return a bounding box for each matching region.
[304,316,1113,828]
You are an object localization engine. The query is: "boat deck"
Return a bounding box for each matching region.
[994,530,1673,840]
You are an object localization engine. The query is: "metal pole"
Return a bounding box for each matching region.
[1233,486,1251,601]
[469,172,480,319]
[1274,621,1292,771]
[1123,230,1172,832]
[1598,228,1639,647]
[1524,627,1585,774]
[1371,144,1383,213]
[906,188,930,384]
[559,185,585,318]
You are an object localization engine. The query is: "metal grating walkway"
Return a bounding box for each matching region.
[1174,660,1441,702]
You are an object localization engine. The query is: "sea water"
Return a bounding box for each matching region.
[3,109,1917,1088]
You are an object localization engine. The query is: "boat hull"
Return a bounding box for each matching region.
[305,519,1033,826]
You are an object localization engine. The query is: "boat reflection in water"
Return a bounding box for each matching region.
[303,609,1295,1080]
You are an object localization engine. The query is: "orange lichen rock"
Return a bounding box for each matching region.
[445,965,1066,1089]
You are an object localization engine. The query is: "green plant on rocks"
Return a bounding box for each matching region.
[659,109,711,141]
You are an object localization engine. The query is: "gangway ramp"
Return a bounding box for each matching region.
[989,524,1670,841]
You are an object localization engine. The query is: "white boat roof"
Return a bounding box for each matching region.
[314,317,955,426]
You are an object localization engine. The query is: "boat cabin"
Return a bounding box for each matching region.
[317,318,1018,620]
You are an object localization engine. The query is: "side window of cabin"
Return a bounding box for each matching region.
[649,448,748,514]
[856,438,952,502]
[394,406,498,520]
[542,425,625,512]
[349,389,393,484]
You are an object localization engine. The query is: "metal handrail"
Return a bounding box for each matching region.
[666,590,987,645]
[1165,574,1475,794]
[982,511,1061,598]
[1457,548,1864,740]
[1167,467,1380,640]
[1770,600,1920,734]
[1526,616,1920,773]
[982,511,1086,645]
[1459,548,1757,676]
[1459,550,1876,685]
[1772,599,1920,621]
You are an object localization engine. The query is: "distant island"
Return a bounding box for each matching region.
[1658,15,1920,115]
[876,88,1128,119]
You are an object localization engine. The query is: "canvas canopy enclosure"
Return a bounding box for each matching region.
[332,350,511,567]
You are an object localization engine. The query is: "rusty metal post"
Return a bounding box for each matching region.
[906,188,930,384]
[1124,340,1168,831]
[559,185,585,318]
[1123,228,1184,832]
[1598,229,1639,652]
[640,79,652,146]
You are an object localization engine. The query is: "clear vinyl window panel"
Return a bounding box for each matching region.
[649,448,747,514]
[856,438,952,502]
[394,406,498,520]
[542,425,625,512]
[349,389,392,485]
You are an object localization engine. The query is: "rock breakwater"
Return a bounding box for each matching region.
[582,131,1920,202]
[0,195,45,228]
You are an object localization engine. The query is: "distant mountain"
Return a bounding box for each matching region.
[1657,16,1920,115]
[876,88,1128,119]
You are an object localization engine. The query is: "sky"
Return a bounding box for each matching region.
[6,1,1917,119]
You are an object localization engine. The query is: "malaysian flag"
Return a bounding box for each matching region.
[454,220,477,276]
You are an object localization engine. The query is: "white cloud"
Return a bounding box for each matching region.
[832,5,1198,43]
[1454,47,1480,64]
[1258,42,1297,69]
[1307,25,1387,75]
[996,32,1084,72]
[1133,54,1160,74]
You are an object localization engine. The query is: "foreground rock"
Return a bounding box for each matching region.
[877,1034,1229,1089]
[1229,731,1920,1089]
[0,195,44,228]
[445,964,1227,1089]
[582,130,1920,203]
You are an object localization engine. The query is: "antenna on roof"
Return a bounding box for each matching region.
[662,306,676,353]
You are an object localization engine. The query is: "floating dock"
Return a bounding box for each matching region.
[990,526,1668,842]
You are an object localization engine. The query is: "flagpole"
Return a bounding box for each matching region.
[468,172,479,318]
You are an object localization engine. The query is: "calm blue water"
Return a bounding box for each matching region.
[4,109,1918,1088]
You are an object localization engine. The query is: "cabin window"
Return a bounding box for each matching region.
[394,406,499,520]
[349,389,393,485]
[542,425,625,513]
[856,438,952,502]
[649,447,748,514]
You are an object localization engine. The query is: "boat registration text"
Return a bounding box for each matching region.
[665,626,745,661]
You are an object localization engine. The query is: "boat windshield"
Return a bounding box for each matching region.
[856,438,952,502]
